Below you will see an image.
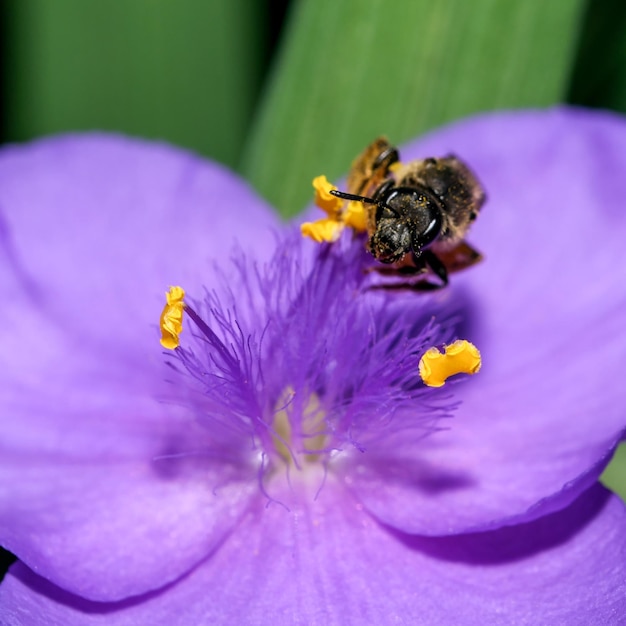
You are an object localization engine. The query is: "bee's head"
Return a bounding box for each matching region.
[378,187,443,260]
[369,219,412,263]
[330,186,443,263]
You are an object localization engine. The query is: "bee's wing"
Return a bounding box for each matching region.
[346,137,398,196]
[436,240,483,275]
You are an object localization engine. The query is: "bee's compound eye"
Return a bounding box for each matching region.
[412,202,443,252]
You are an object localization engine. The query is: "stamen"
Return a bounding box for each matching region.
[159,286,186,349]
[301,175,368,242]
[300,218,344,243]
[301,176,345,243]
[419,340,481,387]
[312,175,343,216]
[343,201,368,232]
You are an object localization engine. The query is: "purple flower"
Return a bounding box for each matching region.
[1,108,626,624]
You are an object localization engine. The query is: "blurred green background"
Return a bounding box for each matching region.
[0,0,625,569]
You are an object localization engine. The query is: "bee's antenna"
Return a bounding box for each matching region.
[329,189,378,205]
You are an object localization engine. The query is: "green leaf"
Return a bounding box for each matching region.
[555,0,626,505]
[602,444,626,503]
[3,0,264,167]
[241,0,586,216]
[568,0,626,114]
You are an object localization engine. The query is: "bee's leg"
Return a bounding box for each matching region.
[387,250,447,292]
[369,251,448,292]
[422,250,448,287]
[372,146,399,170]
[368,254,427,276]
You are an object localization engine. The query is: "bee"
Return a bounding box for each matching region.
[331,137,486,290]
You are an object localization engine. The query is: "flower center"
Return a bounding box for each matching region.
[156,246,483,495]
[271,388,328,467]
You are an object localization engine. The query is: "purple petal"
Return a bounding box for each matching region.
[342,108,626,533]
[0,133,279,348]
[0,134,279,599]
[0,454,258,603]
[1,482,624,624]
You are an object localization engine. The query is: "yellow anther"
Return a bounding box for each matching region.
[302,175,368,242]
[343,201,368,232]
[302,176,347,243]
[159,286,186,349]
[419,340,481,387]
[300,217,344,243]
[313,175,343,216]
